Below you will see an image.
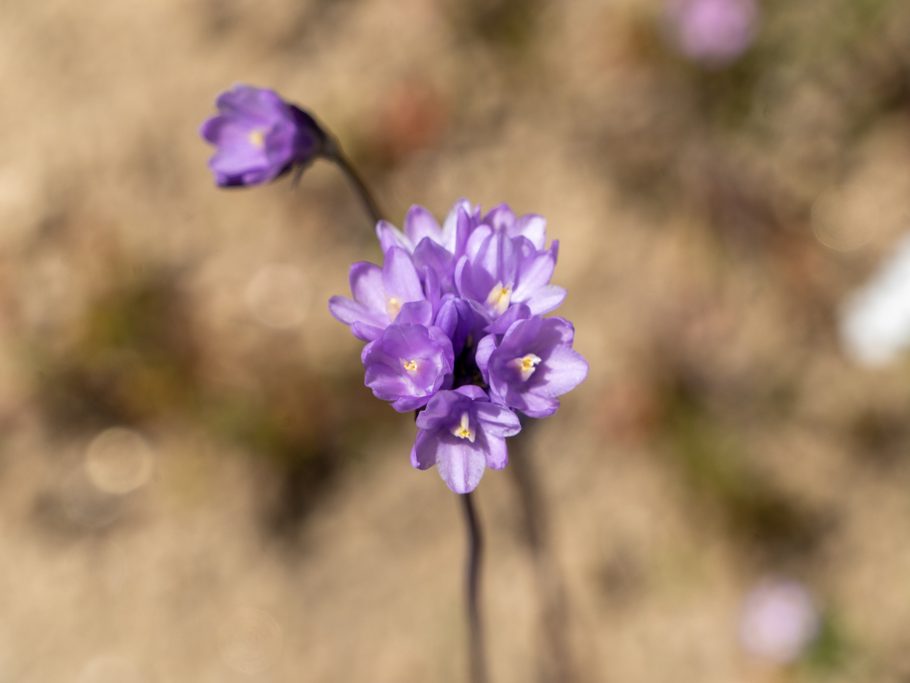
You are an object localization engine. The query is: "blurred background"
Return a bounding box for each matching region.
[2,0,910,681]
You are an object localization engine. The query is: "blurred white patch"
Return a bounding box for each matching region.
[244,264,309,329]
[85,427,155,495]
[219,607,283,675]
[76,654,143,683]
[739,578,819,664]
[840,234,910,366]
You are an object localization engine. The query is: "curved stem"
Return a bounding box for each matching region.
[460,492,489,683]
[324,143,384,226]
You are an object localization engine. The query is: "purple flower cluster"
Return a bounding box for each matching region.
[200,85,325,187]
[329,201,588,493]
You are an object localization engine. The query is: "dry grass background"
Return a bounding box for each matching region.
[2,0,910,681]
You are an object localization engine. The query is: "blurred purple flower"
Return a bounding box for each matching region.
[476,316,588,418]
[667,0,758,66]
[362,324,454,412]
[739,578,820,664]
[200,85,325,187]
[411,386,521,493]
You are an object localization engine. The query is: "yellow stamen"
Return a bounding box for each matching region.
[386,296,402,319]
[513,353,542,381]
[451,412,476,442]
[402,359,419,373]
[485,282,512,316]
[248,129,266,148]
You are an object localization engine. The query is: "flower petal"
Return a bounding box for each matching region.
[216,85,284,121]
[350,262,386,313]
[454,385,488,401]
[436,438,486,494]
[512,248,556,302]
[516,392,560,418]
[511,214,547,249]
[328,296,384,340]
[397,300,433,326]
[474,402,521,437]
[484,434,509,470]
[486,303,531,335]
[537,346,589,397]
[474,334,497,383]
[350,320,384,342]
[416,390,464,430]
[414,238,455,293]
[442,199,477,254]
[524,285,566,315]
[376,220,411,253]
[411,430,438,470]
[405,205,443,245]
[383,247,424,303]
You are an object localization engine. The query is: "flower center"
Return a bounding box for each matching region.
[451,412,476,442]
[485,282,512,316]
[512,353,542,381]
[386,296,402,319]
[402,358,419,373]
[248,129,266,148]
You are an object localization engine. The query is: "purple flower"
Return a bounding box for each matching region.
[362,324,454,412]
[411,386,521,493]
[200,85,325,187]
[456,227,565,322]
[374,201,558,313]
[377,200,479,296]
[476,316,588,417]
[328,247,431,341]
[376,201,477,256]
[482,204,548,251]
[667,0,758,66]
[327,199,586,492]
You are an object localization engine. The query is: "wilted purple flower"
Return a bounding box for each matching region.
[362,324,454,412]
[476,316,588,418]
[739,578,820,664]
[329,247,431,341]
[667,0,758,66]
[200,85,325,187]
[411,386,521,493]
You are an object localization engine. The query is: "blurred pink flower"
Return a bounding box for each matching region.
[667,0,759,66]
[739,578,819,664]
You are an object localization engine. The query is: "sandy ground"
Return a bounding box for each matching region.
[2,0,910,681]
